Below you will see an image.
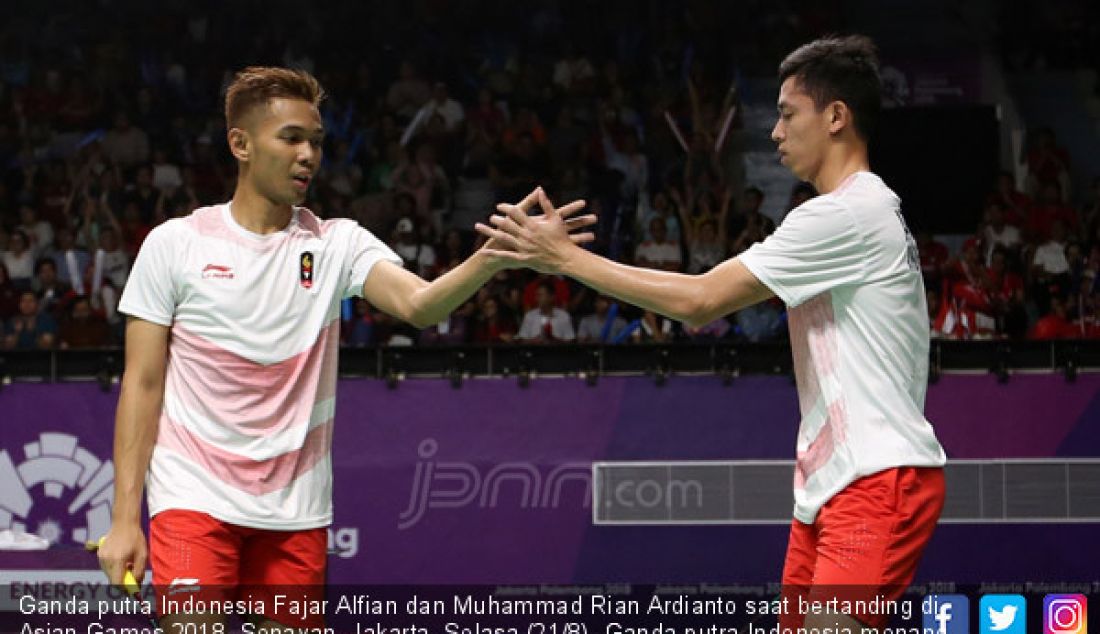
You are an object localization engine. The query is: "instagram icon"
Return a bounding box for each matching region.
[1045,595,1088,634]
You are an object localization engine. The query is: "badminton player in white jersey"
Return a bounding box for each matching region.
[478,36,946,632]
[96,67,593,631]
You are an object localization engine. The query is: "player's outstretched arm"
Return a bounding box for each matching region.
[477,190,774,327]
[363,188,596,328]
[99,317,168,588]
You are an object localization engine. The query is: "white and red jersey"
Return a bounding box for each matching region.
[739,172,947,524]
[118,204,400,529]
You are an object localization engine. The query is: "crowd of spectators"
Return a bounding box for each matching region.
[0,1,1096,351]
[923,128,1100,340]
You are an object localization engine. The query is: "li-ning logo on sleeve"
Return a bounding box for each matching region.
[201,264,234,279]
[300,251,315,289]
[894,209,920,273]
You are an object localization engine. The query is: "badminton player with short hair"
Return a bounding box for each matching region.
[97,66,591,630]
[479,35,946,632]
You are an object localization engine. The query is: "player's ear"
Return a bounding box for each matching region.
[827,101,850,136]
[228,128,250,163]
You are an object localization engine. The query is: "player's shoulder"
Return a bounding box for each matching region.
[787,172,896,221]
[295,206,372,241]
[832,171,899,208]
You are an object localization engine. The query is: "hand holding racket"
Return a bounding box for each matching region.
[88,533,159,629]
[90,526,147,595]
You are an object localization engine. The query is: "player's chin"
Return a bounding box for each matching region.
[286,188,309,205]
[782,157,804,178]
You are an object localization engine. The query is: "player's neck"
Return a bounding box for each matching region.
[230,180,294,235]
[812,144,870,195]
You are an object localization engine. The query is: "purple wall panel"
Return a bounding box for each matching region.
[1,375,1097,582]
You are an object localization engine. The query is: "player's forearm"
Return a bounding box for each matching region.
[408,252,500,328]
[561,248,705,325]
[111,377,163,525]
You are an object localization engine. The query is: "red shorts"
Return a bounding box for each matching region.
[149,509,327,629]
[779,467,945,630]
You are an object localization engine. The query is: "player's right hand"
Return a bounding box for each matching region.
[97,523,148,589]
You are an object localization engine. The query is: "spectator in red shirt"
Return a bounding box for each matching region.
[58,295,110,349]
[948,238,996,336]
[1029,296,1078,340]
[472,295,517,343]
[931,291,963,339]
[917,229,950,288]
[521,273,571,311]
[1027,182,1079,243]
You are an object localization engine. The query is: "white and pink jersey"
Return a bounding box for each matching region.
[739,172,946,524]
[118,204,400,530]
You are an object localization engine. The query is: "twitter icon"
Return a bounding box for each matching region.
[982,595,1027,634]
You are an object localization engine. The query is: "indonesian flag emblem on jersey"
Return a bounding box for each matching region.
[300,251,314,289]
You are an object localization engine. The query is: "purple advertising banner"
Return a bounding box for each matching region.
[1,375,1098,582]
[881,55,984,107]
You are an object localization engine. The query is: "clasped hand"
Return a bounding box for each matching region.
[476,187,596,274]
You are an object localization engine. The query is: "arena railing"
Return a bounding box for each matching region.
[0,340,1097,388]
